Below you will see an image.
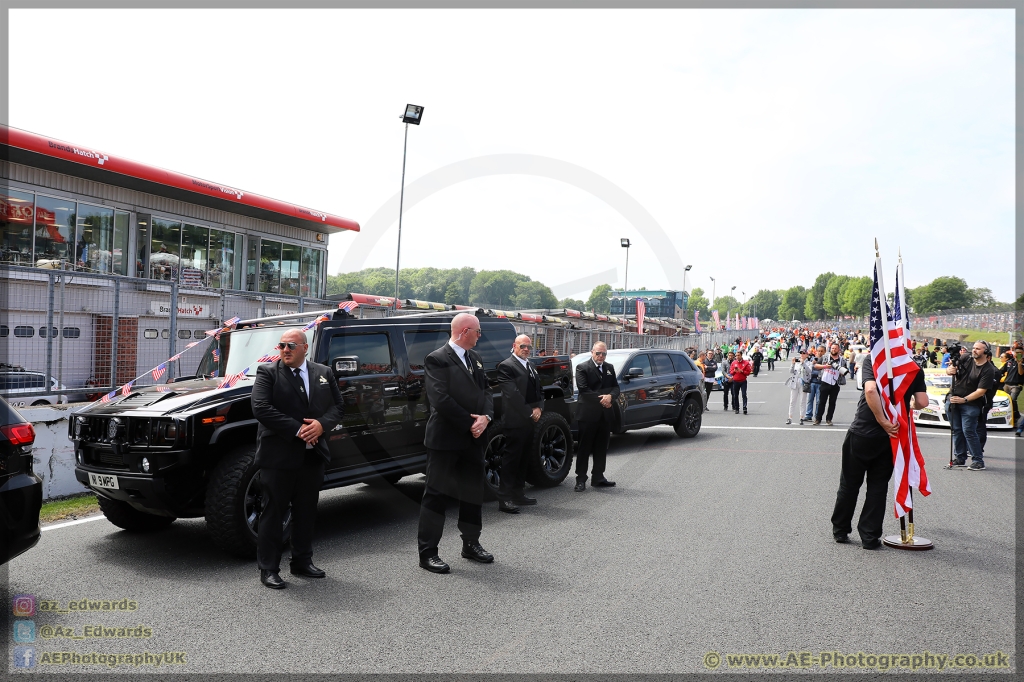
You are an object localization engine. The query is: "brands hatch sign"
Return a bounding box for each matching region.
[151,301,212,318]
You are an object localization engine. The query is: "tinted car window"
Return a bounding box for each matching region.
[326,333,394,375]
[651,353,675,376]
[404,330,451,371]
[627,354,653,377]
[671,354,695,372]
[473,324,516,368]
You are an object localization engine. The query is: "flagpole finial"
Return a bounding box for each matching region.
[874,238,879,257]
[898,247,902,261]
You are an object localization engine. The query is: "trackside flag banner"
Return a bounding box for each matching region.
[636,299,646,335]
[869,256,928,518]
[712,310,720,330]
[694,310,702,333]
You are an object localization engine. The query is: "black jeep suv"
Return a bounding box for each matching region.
[71,310,574,558]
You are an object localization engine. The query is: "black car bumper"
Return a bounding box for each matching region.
[74,466,198,518]
[1,472,43,564]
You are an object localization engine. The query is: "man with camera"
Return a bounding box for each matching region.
[946,341,995,471]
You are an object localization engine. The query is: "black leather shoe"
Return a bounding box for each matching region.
[260,570,286,589]
[498,499,520,514]
[461,541,494,563]
[834,534,850,544]
[574,481,586,492]
[512,495,537,506]
[419,555,450,573]
[592,478,616,487]
[290,562,326,578]
[862,540,882,550]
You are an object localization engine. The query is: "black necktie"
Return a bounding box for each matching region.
[464,352,473,372]
[293,368,305,396]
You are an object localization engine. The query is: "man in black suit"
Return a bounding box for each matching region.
[495,334,545,514]
[417,313,496,574]
[251,329,344,589]
[574,341,621,492]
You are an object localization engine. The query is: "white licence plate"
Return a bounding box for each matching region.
[89,473,119,490]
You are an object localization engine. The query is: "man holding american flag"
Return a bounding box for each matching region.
[830,258,929,549]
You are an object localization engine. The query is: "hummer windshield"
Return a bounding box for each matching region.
[196,327,313,378]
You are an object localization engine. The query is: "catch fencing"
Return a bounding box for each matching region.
[910,306,1020,334]
[512,323,758,356]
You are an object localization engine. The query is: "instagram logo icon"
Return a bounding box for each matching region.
[12,595,35,617]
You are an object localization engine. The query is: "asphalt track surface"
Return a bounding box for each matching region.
[4,369,1016,675]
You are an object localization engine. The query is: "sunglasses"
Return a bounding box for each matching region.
[276,342,303,350]
[593,351,607,356]
[518,344,533,350]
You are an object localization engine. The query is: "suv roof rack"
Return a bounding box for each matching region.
[235,308,338,328]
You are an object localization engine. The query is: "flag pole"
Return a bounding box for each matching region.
[874,240,908,544]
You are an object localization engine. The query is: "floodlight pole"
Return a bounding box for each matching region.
[394,122,409,311]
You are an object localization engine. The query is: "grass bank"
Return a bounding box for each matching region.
[40,494,99,524]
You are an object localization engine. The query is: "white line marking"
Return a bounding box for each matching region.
[702,425,1019,439]
[42,515,106,532]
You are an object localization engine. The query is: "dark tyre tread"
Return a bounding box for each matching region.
[97,496,175,531]
[205,445,259,559]
[674,397,703,438]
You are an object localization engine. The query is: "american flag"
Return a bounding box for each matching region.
[712,310,721,330]
[636,299,646,335]
[212,348,219,362]
[694,310,702,333]
[256,352,281,363]
[892,261,913,353]
[185,340,202,350]
[206,316,241,336]
[338,301,359,312]
[869,257,929,518]
[151,362,168,381]
[100,391,116,403]
[121,381,134,396]
[301,314,330,331]
[218,367,249,389]
[209,370,218,378]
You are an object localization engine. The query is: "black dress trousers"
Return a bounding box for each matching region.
[257,453,326,571]
[830,431,894,546]
[575,414,610,482]
[498,426,532,500]
[417,446,484,559]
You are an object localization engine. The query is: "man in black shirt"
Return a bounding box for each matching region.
[830,355,928,549]
[946,341,996,470]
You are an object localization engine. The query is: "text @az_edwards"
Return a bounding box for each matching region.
[702,650,1011,671]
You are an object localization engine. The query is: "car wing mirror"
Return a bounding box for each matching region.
[625,367,644,381]
[332,356,359,377]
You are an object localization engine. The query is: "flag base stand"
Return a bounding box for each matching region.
[882,535,934,550]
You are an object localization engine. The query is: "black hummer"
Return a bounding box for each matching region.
[71,310,574,558]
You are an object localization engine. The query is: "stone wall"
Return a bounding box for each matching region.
[21,403,88,500]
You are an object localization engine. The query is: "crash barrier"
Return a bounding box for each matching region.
[910,306,1020,334]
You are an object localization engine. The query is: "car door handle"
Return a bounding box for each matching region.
[383,385,400,394]
[649,379,657,384]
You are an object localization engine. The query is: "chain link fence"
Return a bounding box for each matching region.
[910,305,1019,334]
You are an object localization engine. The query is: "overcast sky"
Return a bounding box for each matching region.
[9,9,1015,302]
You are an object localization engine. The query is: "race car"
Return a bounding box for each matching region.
[912,368,1013,430]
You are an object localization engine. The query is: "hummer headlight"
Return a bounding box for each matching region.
[107,418,122,440]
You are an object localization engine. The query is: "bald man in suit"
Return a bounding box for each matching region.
[417,313,496,574]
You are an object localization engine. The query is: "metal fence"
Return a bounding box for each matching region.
[910,305,1019,334]
[512,323,759,356]
[0,265,342,401]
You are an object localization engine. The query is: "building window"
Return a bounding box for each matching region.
[13,326,34,338]
[259,239,281,294]
[136,213,150,279]
[144,329,159,339]
[246,237,259,292]
[62,327,81,339]
[0,325,8,337]
[34,195,76,265]
[76,203,115,273]
[208,228,235,289]
[180,223,209,287]
[233,233,244,290]
[161,329,170,339]
[280,243,301,295]
[150,217,181,281]
[300,247,322,298]
[113,210,130,276]
[38,326,58,339]
[177,329,191,339]
[0,189,35,266]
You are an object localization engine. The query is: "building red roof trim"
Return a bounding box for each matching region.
[1,126,359,233]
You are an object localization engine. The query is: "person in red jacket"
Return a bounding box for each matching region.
[730,354,753,414]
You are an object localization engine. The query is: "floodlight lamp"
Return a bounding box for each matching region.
[621,238,630,248]
[402,104,425,125]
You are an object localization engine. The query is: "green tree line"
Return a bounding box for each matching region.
[328,269,1010,321]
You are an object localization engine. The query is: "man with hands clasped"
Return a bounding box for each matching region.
[495,334,545,514]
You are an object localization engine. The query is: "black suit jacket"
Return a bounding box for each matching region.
[251,360,345,469]
[496,355,545,430]
[424,343,494,451]
[575,358,621,423]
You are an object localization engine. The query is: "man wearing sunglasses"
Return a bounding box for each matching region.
[418,313,495,574]
[573,341,621,492]
[494,334,546,514]
[251,329,344,589]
